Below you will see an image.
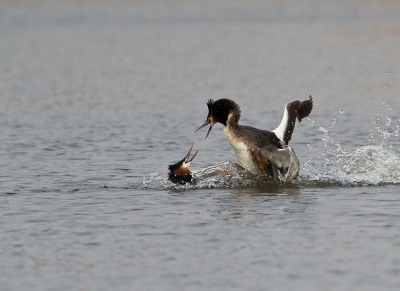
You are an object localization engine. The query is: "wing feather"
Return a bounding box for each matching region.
[259,146,300,181]
[272,96,313,146]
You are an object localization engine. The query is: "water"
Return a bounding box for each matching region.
[1,0,400,290]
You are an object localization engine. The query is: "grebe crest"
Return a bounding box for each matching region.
[195,99,241,139]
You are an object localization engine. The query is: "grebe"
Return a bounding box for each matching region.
[194,96,313,181]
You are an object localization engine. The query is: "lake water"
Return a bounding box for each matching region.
[1,0,400,290]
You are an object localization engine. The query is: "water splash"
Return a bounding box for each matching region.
[302,144,400,185]
[142,162,284,190]
[302,107,400,186]
[142,172,172,189]
[338,145,400,184]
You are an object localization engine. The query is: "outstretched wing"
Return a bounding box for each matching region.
[272,95,313,146]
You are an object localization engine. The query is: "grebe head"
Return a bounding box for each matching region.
[195,99,240,139]
[168,144,199,184]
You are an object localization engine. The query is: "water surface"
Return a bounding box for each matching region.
[1,0,400,290]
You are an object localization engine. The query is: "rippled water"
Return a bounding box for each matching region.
[1,0,400,290]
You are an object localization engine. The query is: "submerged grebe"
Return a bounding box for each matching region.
[168,144,198,184]
[168,144,247,184]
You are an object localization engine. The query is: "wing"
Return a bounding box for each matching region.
[246,144,299,181]
[272,96,313,146]
[259,146,300,182]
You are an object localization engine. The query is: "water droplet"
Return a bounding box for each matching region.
[385,72,388,75]
[339,110,344,114]
[318,126,328,133]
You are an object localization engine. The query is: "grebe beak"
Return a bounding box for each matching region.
[195,119,213,140]
[185,143,199,163]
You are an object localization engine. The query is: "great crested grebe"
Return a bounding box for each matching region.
[194,96,313,182]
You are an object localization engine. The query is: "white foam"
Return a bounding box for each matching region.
[301,144,400,186]
[301,109,400,186]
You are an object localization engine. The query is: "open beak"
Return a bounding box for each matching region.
[195,119,213,140]
[185,143,199,163]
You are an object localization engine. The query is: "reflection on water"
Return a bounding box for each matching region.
[231,184,301,197]
[211,188,312,221]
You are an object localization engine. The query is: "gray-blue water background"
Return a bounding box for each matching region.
[1,1,400,290]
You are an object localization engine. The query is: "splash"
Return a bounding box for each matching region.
[337,145,400,184]
[302,106,400,186]
[301,144,400,185]
[142,162,284,190]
